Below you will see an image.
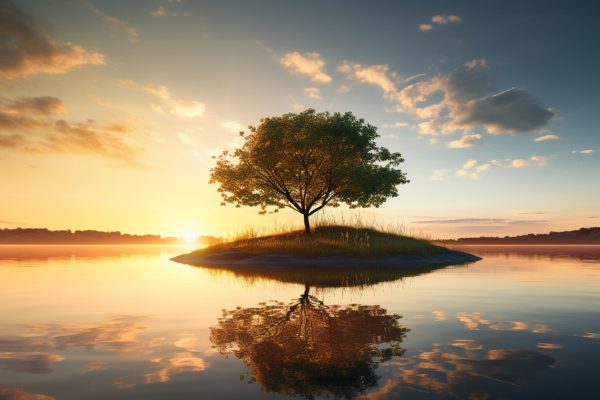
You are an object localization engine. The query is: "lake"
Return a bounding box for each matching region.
[1,245,599,399]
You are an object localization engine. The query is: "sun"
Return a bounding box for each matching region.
[179,232,199,243]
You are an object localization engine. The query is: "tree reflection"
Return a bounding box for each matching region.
[210,284,409,399]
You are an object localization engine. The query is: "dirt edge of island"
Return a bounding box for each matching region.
[171,249,481,269]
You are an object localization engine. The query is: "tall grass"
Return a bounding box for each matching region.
[197,220,446,258]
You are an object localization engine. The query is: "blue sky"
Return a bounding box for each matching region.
[0,0,598,237]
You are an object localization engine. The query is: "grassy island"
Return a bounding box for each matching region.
[191,225,444,258]
[172,225,480,269]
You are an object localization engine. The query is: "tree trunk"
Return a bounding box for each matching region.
[303,213,311,235]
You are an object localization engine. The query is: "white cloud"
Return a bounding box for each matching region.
[448,133,482,148]
[144,85,205,118]
[303,87,322,100]
[221,121,244,133]
[383,122,409,129]
[339,61,397,93]
[419,15,461,32]
[279,52,332,83]
[456,156,549,179]
[89,3,139,44]
[151,6,166,17]
[431,15,462,24]
[337,84,351,93]
[431,169,449,181]
[534,134,561,142]
[343,59,553,138]
[572,149,594,155]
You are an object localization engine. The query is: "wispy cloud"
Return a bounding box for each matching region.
[432,15,462,24]
[150,6,166,17]
[89,3,140,44]
[383,122,409,129]
[431,169,449,181]
[534,134,561,142]
[419,14,462,32]
[221,121,244,133]
[0,1,105,79]
[339,61,397,93]
[456,156,548,179]
[303,87,322,100]
[0,96,142,164]
[144,85,205,118]
[279,51,332,83]
[572,149,594,155]
[0,388,56,400]
[0,219,25,225]
[448,133,482,148]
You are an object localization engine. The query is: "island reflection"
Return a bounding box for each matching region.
[210,284,409,399]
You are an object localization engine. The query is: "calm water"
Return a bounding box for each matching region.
[1,245,599,399]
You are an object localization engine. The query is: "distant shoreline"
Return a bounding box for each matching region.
[0,228,220,245]
[440,227,600,245]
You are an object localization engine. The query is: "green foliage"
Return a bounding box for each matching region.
[210,109,409,231]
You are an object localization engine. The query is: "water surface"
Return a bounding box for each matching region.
[0,245,599,399]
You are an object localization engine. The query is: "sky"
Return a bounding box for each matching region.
[0,0,599,239]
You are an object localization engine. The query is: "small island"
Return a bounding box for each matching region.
[172,225,480,269]
[175,110,480,271]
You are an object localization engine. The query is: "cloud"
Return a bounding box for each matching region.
[448,133,482,148]
[0,388,56,400]
[455,88,555,134]
[432,310,447,321]
[431,15,462,24]
[279,51,332,83]
[303,87,322,100]
[118,79,137,88]
[0,352,64,374]
[414,218,508,225]
[456,312,550,333]
[114,352,206,388]
[383,122,409,129]
[339,61,397,93]
[221,121,244,133]
[344,59,554,140]
[537,343,563,350]
[150,6,166,17]
[144,85,205,118]
[0,0,105,80]
[572,149,594,155]
[431,169,449,181]
[337,84,351,93]
[0,219,24,225]
[419,15,462,32]
[89,3,139,44]
[0,96,141,163]
[456,156,548,179]
[534,134,561,142]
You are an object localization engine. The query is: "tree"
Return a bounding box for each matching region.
[210,109,409,234]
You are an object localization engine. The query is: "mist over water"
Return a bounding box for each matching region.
[0,245,599,399]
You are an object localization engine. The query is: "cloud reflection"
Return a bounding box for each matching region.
[359,340,555,399]
[456,312,551,333]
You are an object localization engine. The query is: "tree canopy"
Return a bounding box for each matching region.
[209,109,409,233]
